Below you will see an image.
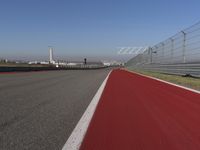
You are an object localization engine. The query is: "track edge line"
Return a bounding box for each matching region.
[62,71,112,150]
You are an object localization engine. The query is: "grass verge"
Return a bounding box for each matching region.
[126,68,200,91]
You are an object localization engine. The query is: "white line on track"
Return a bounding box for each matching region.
[62,71,111,150]
[125,69,200,94]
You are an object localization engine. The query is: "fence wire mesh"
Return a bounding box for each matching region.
[127,22,200,77]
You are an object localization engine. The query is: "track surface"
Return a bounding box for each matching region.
[0,69,110,150]
[81,69,200,150]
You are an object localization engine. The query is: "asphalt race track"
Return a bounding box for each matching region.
[0,69,110,150]
[81,69,200,150]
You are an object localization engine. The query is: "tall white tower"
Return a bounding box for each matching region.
[49,47,54,63]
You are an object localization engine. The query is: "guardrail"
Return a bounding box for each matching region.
[128,63,200,77]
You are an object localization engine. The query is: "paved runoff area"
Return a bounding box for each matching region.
[0,69,110,150]
[80,69,200,150]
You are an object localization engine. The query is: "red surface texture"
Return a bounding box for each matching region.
[80,69,200,150]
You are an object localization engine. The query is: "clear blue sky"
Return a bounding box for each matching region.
[0,0,200,61]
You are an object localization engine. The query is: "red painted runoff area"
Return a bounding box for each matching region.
[80,69,200,150]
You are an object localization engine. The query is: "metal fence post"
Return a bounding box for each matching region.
[170,38,174,64]
[150,47,153,64]
[181,31,186,63]
[155,46,158,63]
[161,43,165,64]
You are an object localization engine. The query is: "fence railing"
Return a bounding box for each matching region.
[126,21,200,77]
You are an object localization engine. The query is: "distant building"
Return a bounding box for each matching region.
[28,61,39,64]
[67,63,78,66]
[103,62,111,66]
[102,60,123,66]
[40,61,49,65]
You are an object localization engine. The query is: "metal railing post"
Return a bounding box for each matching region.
[155,46,158,63]
[150,47,153,64]
[161,43,165,64]
[170,38,174,64]
[181,31,186,63]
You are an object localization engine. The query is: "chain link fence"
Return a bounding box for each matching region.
[126,22,200,77]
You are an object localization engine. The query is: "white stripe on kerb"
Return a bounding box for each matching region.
[62,72,111,150]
